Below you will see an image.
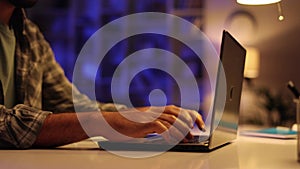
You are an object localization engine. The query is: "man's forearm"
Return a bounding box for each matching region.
[33,113,94,148]
[32,111,132,148]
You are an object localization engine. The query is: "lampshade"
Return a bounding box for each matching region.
[244,47,260,78]
[237,0,281,5]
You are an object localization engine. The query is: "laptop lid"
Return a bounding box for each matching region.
[207,30,246,149]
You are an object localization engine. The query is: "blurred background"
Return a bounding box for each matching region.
[27,0,300,127]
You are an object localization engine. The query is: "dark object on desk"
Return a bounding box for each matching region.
[98,30,246,152]
[287,81,300,99]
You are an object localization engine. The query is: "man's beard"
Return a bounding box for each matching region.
[8,0,38,8]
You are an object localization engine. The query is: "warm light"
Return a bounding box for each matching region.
[244,47,260,78]
[278,15,284,21]
[237,0,281,5]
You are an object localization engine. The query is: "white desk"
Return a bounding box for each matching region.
[0,136,299,169]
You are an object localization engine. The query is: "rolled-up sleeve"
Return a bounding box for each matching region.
[0,104,51,149]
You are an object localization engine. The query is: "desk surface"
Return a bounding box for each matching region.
[1,136,299,169]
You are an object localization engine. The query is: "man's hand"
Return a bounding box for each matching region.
[99,105,205,143]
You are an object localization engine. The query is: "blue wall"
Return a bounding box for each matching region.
[28,0,205,109]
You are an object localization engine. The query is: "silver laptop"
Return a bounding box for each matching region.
[98,30,246,152]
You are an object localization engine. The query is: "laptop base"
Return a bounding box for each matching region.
[97,141,231,152]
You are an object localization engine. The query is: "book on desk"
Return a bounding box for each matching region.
[240,127,297,139]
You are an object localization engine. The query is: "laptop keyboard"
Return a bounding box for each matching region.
[184,135,209,143]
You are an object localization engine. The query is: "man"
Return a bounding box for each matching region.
[0,0,205,149]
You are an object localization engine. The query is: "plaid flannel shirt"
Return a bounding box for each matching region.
[0,9,121,149]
